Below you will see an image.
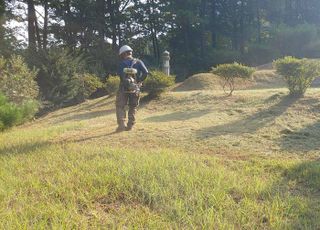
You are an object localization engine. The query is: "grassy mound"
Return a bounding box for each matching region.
[251,70,286,89]
[256,62,273,70]
[175,60,317,92]
[173,73,221,91]
[173,73,253,91]
[174,69,290,92]
[1,89,320,228]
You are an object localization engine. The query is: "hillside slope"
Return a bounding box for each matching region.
[175,68,320,91]
[34,89,320,155]
[1,89,320,228]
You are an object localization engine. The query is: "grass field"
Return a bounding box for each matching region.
[0,86,319,228]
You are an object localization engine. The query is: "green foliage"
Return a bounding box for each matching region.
[86,44,118,76]
[208,49,241,66]
[143,71,175,97]
[105,75,120,96]
[37,49,84,104]
[0,3,21,58]
[0,55,39,104]
[272,24,318,57]
[19,100,39,120]
[36,48,101,105]
[72,73,104,101]
[244,43,280,66]
[303,40,320,58]
[212,63,255,96]
[0,97,21,130]
[274,56,320,97]
[0,94,38,130]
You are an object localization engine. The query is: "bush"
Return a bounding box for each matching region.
[0,94,38,131]
[72,73,104,102]
[274,56,320,97]
[105,75,120,95]
[19,100,39,120]
[0,55,39,104]
[212,62,255,96]
[36,48,93,105]
[143,71,175,97]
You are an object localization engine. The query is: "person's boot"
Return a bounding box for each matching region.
[116,123,126,132]
[125,123,134,131]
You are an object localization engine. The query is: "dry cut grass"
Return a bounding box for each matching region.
[0,88,320,228]
[174,69,286,92]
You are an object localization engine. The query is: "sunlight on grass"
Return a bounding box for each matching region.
[0,89,320,228]
[0,143,319,228]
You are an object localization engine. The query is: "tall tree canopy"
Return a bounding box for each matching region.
[2,0,320,78]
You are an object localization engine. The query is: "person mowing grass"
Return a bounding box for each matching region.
[116,45,149,132]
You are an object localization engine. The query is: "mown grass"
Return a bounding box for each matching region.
[0,88,320,228]
[1,142,319,229]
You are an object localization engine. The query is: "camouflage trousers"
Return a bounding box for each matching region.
[116,89,140,127]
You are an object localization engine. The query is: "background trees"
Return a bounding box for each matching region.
[1,0,320,102]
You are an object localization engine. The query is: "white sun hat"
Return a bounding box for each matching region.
[119,45,133,55]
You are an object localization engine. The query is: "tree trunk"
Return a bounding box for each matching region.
[256,0,261,44]
[147,0,160,64]
[97,0,106,45]
[199,0,207,57]
[0,0,5,17]
[43,0,48,50]
[239,0,245,54]
[107,0,117,50]
[117,22,122,47]
[63,0,75,49]
[232,20,238,51]
[210,0,217,48]
[27,0,37,50]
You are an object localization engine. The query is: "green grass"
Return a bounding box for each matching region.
[0,89,319,228]
[1,143,319,229]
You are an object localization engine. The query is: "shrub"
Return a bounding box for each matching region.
[211,62,255,96]
[274,56,320,97]
[0,55,39,104]
[105,75,120,95]
[19,100,39,120]
[143,71,175,97]
[72,73,104,102]
[0,94,38,131]
[36,48,93,105]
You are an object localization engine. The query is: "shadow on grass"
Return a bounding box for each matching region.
[53,109,115,124]
[139,94,160,109]
[70,130,119,143]
[48,97,115,120]
[0,141,52,156]
[143,109,212,123]
[260,160,320,228]
[196,95,298,139]
[280,120,320,152]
